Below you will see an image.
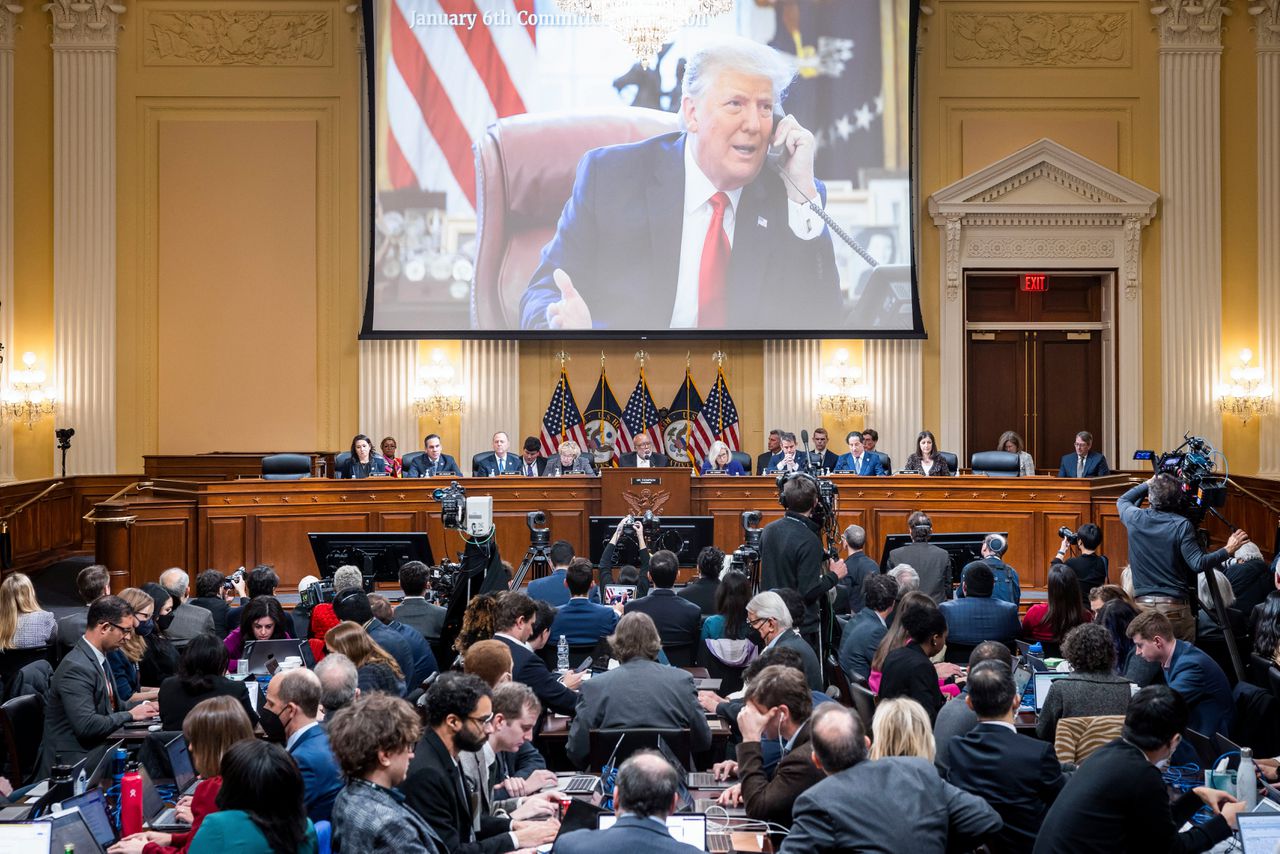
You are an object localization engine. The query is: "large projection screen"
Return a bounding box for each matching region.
[363,0,920,338]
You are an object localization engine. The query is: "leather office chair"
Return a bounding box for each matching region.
[939,451,960,475]
[261,453,311,480]
[332,451,351,477]
[970,451,1021,477]
[471,452,488,476]
[0,692,44,785]
[0,646,52,701]
[401,451,424,473]
[730,450,753,472]
[872,451,892,473]
[471,108,681,329]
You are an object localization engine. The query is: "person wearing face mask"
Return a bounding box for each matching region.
[139,582,181,687]
[1033,686,1242,854]
[107,587,165,704]
[711,665,824,830]
[259,668,343,825]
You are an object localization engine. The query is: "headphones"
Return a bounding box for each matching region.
[987,534,1007,554]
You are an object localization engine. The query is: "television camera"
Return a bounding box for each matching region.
[1133,432,1228,526]
[431,481,494,536]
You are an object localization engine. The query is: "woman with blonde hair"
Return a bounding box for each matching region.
[870,697,936,762]
[324,621,404,696]
[699,440,746,476]
[996,430,1036,477]
[0,571,57,650]
[107,587,163,703]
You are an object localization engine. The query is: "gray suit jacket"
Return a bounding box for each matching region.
[566,658,711,769]
[39,638,134,778]
[57,610,88,655]
[166,602,215,647]
[395,597,447,641]
[542,457,596,477]
[889,542,954,604]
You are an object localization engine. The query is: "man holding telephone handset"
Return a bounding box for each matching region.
[519,35,840,331]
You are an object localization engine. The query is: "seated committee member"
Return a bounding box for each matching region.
[834,430,885,475]
[474,431,521,477]
[541,439,595,476]
[567,612,711,768]
[1033,686,1241,854]
[939,563,1020,648]
[997,430,1037,477]
[406,434,463,478]
[1058,430,1110,478]
[518,36,839,332]
[763,431,807,474]
[619,433,669,467]
[379,436,402,477]
[903,429,951,476]
[336,433,390,479]
[756,430,782,476]
[700,439,746,475]
[518,436,546,477]
[554,752,702,853]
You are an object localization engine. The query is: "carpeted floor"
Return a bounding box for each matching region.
[27,554,96,620]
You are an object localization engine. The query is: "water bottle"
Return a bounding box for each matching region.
[1029,642,1043,657]
[113,746,128,785]
[1238,747,1258,810]
[557,635,569,672]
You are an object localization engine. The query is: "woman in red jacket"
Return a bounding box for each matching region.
[1022,563,1092,645]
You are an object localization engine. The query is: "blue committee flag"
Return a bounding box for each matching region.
[665,368,705,468]
[583,368,626,468]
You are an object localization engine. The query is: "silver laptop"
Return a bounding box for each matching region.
[1237,812,1280,853]
[1032,672,1070,712]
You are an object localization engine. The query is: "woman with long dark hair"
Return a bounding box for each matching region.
[1253,591,1280,666]
[1094,598,1161,686]
[223,596,292,660]
[336,433,389,479]
[701,570,753,641]
[188,740,317,854]
[139,582,181,687]
[159,633,258,730]
[1021,564,1091,643]
[904,430,950,476]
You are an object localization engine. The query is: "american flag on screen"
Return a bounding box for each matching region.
[689,366,741,461]
[620,370,663,455]
[383,0,537,214]
[539,367,589,457]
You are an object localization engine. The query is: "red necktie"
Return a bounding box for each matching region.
[698,192,731,326]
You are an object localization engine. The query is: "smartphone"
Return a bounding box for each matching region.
[573,656,593,674]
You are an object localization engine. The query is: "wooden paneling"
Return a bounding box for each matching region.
[600,467,692,515]
[0,476,136,577]
[144,453,335,481]
[130,519,194,583]
[252,514,368,586]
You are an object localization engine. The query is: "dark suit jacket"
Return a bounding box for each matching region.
[763,452,809,474]
[808,449,839,471]
[889,542,954,604]
[736,720,824,828]
[834,452,885,475]
[39,638,135,778]
[623,588,702,650]
[337,453,391,479]
[676,577,719,616]
[473,452,522,477]
[554,814,703,854]
[1165,640,1234,738]
[938,722,1066,854]
[939,596,1020,646]
[158,674,257,731]
[838,607,887,681]
[879,643,946,722]
[553,597,619,646]
[290,724,344,824]
[166,602,215,647]
[188,596,232,639]
[497,635,579,717]
[404,729,513,854]
[527,568,572,607]
[772,630,825,693]
[57,610,88,654]
[517,456,549,477]
[755,451,775,476]
[395,596,447,641]
[366,620,417,694]
[406,453,464,478]
[519,132,838,330]
[385,619,440,686]
[1033,738,1231,854]
[618,451,669,467]
[1057,451,1110,478]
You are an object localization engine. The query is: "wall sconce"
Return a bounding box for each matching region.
[1,352,58,430]
[412,349,465,422]
[1215,348,1274,425]
[817,348,869,419]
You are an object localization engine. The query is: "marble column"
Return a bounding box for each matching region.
[460,339,519,464]
[1152,0,1227,451]
[865,338,922,474]
[763,339,819,440]
[47,0,124,474]
[358,339,418,455]
[1254,0,1280,476]
[0,3,20,480]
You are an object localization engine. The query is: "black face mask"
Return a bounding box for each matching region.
[259,705,289,743]
[157,612,175,632]
[745,627,764,648]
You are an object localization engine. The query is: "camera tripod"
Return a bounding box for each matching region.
[510,542,555,590]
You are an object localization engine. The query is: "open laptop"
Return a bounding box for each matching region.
[243,639,311,675]
[1237,812,1280,853]
[564,731,630,795]
[1016,641,1053,672]
[1032,672,1070,713]
[165,735,200,797]
[535,798,612,851]
[0,822,51,852]
[57,788,117,851]
[47,806,107,854]
[140,765,191,833]
[597,813,730,853]
[657,736,730,791]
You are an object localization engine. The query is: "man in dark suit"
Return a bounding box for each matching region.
[838,574,897,682]
[618,433,669,468]
[937,661,1067,853]
[518,39,838,332]
[369,594,440,686]
[836,524,879,614]
[939,563,1020,647]
[554,752,703,853]
[834,431,885,475]
[764,432,809,474]
[57,563,111,653]
[780,705,1001,852]
[553,559,619,646]
[262,668,343,824]
[406,434,464,478]
[713,665,824,828]
[403,673,559,853]
[807,427,839,471]
[39,596,160,778]
[567,612,711,768]
[518,436,547,477]
[1057,430,1111,478]
[755,430,781,476]
[1127,610,1234,747]
[493,592,582,717]
[333,590,419,692]
[187,568,234,639]
[676,546,723,616]
[158,567,215,648]
[749,591,824,692]
[1033,686,1242,854]
[861,429,892,474]
[395,560,447,642]
[623,550,702,662]
[473,431,522,477]
[889,511,954,603]
[525,540,578,607]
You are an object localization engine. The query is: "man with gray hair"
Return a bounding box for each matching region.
[1223,540,1272,620]
[838,524,879,614]
[519,34,839,331]
[333,564,365,594]
[158,567,214,647]
[314,652,360,715]
[889,563,920,596]
[747,591,823,692]
[554,751,702,853]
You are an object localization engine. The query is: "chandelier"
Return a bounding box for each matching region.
[1,352,58,430]
[1215,348,1274,425]
[817,349,869,420]
[558,0,733,67]
[412,350,465,422]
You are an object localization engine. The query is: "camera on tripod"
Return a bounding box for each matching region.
[1057,526,1079,546]
[432,481,493,536]
[299,578,336,610]
[527,511,550,546]
[730,511,763,577]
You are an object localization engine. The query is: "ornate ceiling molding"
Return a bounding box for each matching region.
[1150,0,1230,48]
[1251,0,1280,48]
[968,163,1125,205]
[44,0,124,46]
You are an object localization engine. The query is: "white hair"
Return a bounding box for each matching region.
[1236,542,1264,563]
[680,35,797,130]
[333,565,364,593]
[1197,569,1235,608]
[707,440,730,464]
[890,564,920,593]
[159,568,189,597]
[747,591,793,630]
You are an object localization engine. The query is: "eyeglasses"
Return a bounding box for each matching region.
[747,616,772,630]
[107,621,135,636]
[467,712,494,726]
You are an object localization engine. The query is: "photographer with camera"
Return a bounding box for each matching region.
[1052,523,1109,605]
[760,475,847,650]
[1118,473,1250,641]
[600,516,653,598]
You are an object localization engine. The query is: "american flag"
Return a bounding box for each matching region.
[620,370,663,455]
[383,0,538,214]
[689,365,741,461]
[539,367,589,457]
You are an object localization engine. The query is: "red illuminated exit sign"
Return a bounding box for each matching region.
[1020,273,1048,292]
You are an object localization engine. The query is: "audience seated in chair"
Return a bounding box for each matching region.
[368,593,439,688]
[747,590,823,693]
[262,668,343,825]
[878,603,950,724]
[551,558,619,646]
[459,683,560,826]
[1036,623,1133,744]
[939,563,1020,648]
[394,560,448,643]
[158,568,217,648]
[934,641,1016,748]
[57,564,112,653]
[159,632,257,731]
[623,550,702,664]
[839,573,898,683]
[678,546,723,616]
[1022,564,1091,645]
[957,534,1022,607]
[493,592,581,718]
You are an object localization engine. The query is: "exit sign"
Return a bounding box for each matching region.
[1021,273,1048,292]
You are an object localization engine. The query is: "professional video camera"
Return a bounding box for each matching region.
[432,481,493,535]
[1134,432,1228,524]
[299,578,336,610]
[775,471,841,560]
[428,559,464,603]
[730,511,763,581]
[526,510,550,546]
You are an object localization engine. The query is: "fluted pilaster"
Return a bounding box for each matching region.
[865,339,922,474]
[1255,0,1280,475]
[1153,0,1227,451]
[460,340,519,464]
[763,340,819,441]
[358,339,418,453]
[0,3,20,480]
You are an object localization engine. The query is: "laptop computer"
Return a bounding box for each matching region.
[57,788,117,851]
[86,741,124,791]
[47,807,107,854]
[1237,812,1280,853]
[1181,729,1219,769]
[243,639,310,675]
[0,822,51,853]
[140,765,192,833]
[656,736,730,792]
[597,813,730,853]
[1032,672,1070,713]
[165,735,200,797]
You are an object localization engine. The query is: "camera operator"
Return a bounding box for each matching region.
[1118,473,1250,641]
[1052,523,1108,605]
[599,517,652,597]
[759,476,847,649]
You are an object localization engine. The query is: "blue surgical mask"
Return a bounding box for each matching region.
[135,618,155,637]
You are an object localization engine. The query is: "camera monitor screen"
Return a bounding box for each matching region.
[878,532,1006,587]
[308,532,436,582]
[588,516,715,567]
[363,0,920,337]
